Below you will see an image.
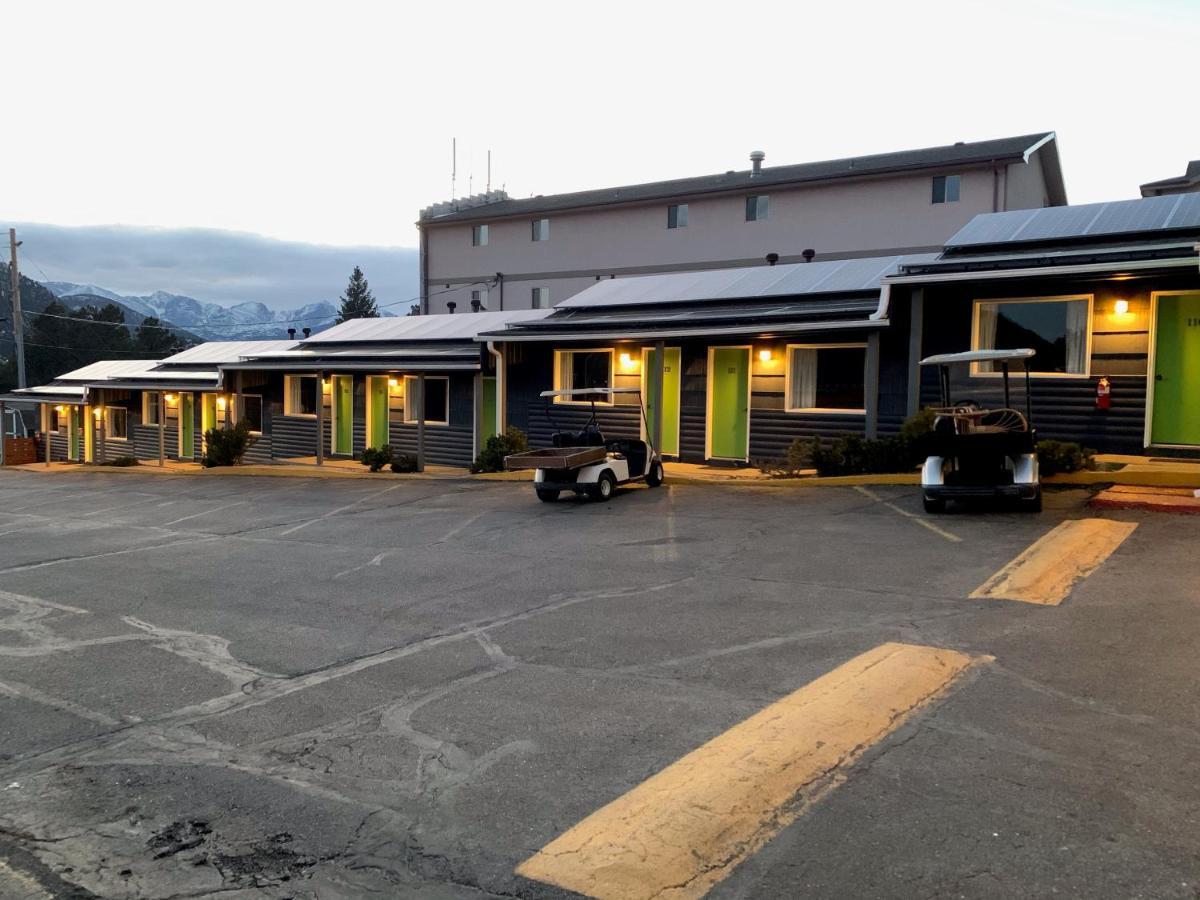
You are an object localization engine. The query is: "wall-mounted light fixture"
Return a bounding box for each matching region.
[216,396,228,410]
[758,349,773,363]
[618,352,635,369]
[388,378,399,388]
[93,407,104,419]
[322,379,331,390]
[1113,299,1130,315]
[165,393,177,403]
[54,405,66,413]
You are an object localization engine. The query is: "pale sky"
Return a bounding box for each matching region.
[6,0,1199,250]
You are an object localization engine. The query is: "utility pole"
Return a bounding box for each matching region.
[9,229,26,389]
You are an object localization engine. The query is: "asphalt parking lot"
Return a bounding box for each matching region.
[0,469,1197,899]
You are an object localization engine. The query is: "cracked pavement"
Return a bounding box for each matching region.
[0,470,1198,898]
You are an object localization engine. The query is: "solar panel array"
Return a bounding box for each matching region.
[947,193,1200,248]
[556,254,939,310]
[303,309,553,343]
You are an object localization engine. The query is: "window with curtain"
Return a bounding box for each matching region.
[143,393,161,426]
[403,376,449,424]
[973,297,1090,374]
[554,349,612,403]
[105,407,128,439]
[240,395,264,433]
[284,375,319,416]
[786,345,867,411]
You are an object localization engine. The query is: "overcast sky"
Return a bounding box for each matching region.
[5,0,1198,305]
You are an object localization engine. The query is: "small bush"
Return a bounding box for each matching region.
[101,455,139,467]
[754,437,819,478]
[390,453,419,474]
[1037,439,1095,476]
[470,426,529,474]
[202,422,257,468]
[361,445,393,473]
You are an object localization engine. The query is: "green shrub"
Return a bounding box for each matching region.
[1036,439,1095,476]
[470,426,529,473]
[201,422,257,468]
[361,445,393,473]
[390,453,419,473]
[101,455,139,467]
[754,437,819,478]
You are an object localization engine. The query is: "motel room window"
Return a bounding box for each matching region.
[105,406,128,440]
[240,395,264,433]
[531,287,550,309]
[403,376,449,425]
[143,392,162,426]
[786,344,867,412]
[531,218,550,241]
[284,375,319,416]
[745,195,769,221]
[47,406,64,433]
[932,174,961,204]
[972,296,1091,375]
[471,224,489,246]
[553,349,612,403]
[667,204,689,229]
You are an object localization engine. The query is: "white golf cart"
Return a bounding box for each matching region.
[504,387,665,502]
[918,348,1041,513]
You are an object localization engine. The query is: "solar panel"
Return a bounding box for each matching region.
[947,194,1200,248]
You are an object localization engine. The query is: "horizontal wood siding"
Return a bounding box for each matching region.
[272,416,319,459]
[132,425,178,462]
[388,422,474,467]
[48,432,68,462]
[749,410,866,461]
[525,405,641,449]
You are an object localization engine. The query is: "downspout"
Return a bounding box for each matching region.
[486,340,505,434]
[496,272,504,311]
[419,225,429,315]
[991,161,1000,213]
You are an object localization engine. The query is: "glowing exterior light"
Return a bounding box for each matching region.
[1114,299,1129,315]
[758,349,773,363]
[165,393,177,403]
[216,396,228,410]
[619,352,634,368]
[388,378,399,388]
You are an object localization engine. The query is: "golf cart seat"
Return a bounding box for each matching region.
[552,423,605,448]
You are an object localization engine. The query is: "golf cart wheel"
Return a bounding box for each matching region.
[923,495,947,514]
[645,460,664,487]
[1024,488,1043,513]
[589,471,617,502]
[535,488,560,503]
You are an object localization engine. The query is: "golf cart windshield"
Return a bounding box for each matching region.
[538,388,642,398]
[918,349,1036,367]
[919,348,1036,429]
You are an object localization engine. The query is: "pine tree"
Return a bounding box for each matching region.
[134,317,187,356]
[336,266,379,323]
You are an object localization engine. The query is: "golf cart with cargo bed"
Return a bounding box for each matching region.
[918,348,1041,513]
[504,388,665,502]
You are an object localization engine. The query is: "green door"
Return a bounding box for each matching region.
[68,406,82,460]
[643,347,681,456]
[333,375,353,455]
[368,376,389,449]
[201,393,217,445]
[178,393,195,459]
[1151,293,1200,446]
[478,377,498,448]
[709,347,749,460]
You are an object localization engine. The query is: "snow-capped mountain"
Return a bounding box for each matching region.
[42,283,366,340]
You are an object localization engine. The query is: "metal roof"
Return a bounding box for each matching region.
[52,359,164,382]
[302,309,553,344]
[946,193,1200,249]
[244,346,478,361]
[554,255,939,311]
[158,340,299,365]
[1,384,87,402]
[422,133,1060,224]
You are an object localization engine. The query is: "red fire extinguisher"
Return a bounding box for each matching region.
[1095,376,1112,411]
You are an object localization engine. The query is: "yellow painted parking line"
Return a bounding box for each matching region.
[516,642,980,899]
[970,518,1137,606]
[853,485,962,542]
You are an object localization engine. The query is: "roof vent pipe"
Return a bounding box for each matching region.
[750,150,765,176]
[446,301,456,314]
[302,327,311,337]
[470,298,482,312]
[802,249,816,263]
[287,328,297,339]
[765,252,779,267]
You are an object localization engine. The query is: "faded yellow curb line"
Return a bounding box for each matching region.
[971,518,1138,605]
[516,642,983,900]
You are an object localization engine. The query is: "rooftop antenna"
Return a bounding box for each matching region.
[451,137,457,201]
[487,150,492,193]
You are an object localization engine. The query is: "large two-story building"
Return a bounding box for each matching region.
[418,133,1067,315]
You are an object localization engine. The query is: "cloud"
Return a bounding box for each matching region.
[11,223,419,311]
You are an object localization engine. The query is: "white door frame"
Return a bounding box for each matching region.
[640,346,682,456]
[704,345,752,462]
[1145,289,1200,449]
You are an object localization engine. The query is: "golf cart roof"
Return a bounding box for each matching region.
[919,349,1036,366]
[539,387,642,398]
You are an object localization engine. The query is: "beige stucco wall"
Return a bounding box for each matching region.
[424,159,1053,313]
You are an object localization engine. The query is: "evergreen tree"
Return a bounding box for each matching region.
[335,266,379,323]
[26,300,134,385]
[134,316,188,356]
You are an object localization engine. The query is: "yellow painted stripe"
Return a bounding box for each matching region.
[971,518,1137,605]
[516,642,980,899]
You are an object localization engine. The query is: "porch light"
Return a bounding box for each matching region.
[93,407,104,419]
[618,352,635,369]
[54,405,66,413]
[216,396,228,410]
[758,348,773,363]
[1113,299,1129,315]
[165,393,177,403]
[388,378,399,388]
[322,379,331,390]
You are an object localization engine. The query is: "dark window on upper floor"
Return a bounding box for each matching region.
[531,218,550,241]
[667,204,689,229]
[745,195,769,221]
[531,287,550,309]
[932,175,961,204]
[471,224,489,246]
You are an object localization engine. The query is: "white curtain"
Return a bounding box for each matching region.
[1065,300,1089,374]
[975,303,999,372]
[790,348,818,409]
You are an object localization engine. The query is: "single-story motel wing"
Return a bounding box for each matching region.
[4,195,1200,467]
